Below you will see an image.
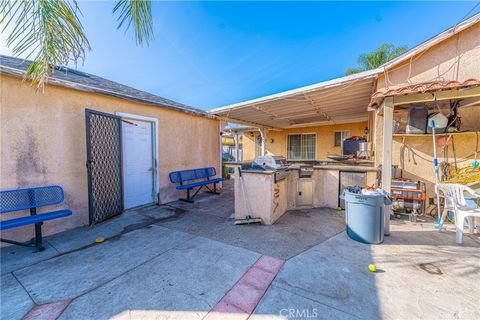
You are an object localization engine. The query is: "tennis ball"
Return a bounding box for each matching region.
[368,264,377,273]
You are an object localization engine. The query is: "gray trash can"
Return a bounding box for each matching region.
[344,191,386,244]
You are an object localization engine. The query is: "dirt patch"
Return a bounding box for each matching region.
[152,207,187,223]
[419,263,443,275]
[289,210,311,218]
[15,128,48,185]
[122,221,154,233]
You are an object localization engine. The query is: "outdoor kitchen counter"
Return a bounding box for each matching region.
[312,165,379,172]
[234,168,290,225]
[238,169,276,174]
[234,164,378,225]
[311,165,378,208]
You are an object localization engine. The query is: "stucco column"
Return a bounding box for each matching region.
[219,120,228,181]
[259,127,268,156]
[233,132,240,161]
[381,97,394,236]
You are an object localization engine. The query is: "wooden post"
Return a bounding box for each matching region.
[381,97,394,236]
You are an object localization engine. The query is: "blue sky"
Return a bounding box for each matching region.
[3,1,479,109]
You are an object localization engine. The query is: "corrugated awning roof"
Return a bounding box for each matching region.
[210,69,377,129]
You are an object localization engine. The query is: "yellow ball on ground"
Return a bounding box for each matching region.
[95,237,105,243]
[368,264,377,272]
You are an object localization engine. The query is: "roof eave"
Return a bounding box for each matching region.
[209,69,379,114]
[1,66,218,121]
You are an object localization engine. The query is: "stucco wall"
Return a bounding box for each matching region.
[241,122,367,161]
[373,23,480,208]
[242,132,258,161]
[234,170,274,223]
[0,75,220,242]
[377,23,480,91]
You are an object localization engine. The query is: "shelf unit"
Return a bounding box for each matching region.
[393,131,480,137]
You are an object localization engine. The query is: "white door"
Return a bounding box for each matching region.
[122,118,155,209]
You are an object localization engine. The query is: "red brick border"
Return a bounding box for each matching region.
[205,255,284,319]
[23,300,71,320]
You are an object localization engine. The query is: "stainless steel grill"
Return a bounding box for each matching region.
[253,155,289,182]
[253,155,289,170]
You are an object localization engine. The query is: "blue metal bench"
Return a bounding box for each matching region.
[169,167,224,202]
[0,186,72,251]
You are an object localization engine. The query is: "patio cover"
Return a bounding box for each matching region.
[210,69,378,129]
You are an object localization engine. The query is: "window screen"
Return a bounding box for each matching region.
[287,134,316,160]
[334,131,350,147]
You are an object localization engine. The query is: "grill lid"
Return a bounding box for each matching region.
[253,155,288,170]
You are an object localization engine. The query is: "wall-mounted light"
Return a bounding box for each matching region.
[364,126,369,135]
[270,138,274,143]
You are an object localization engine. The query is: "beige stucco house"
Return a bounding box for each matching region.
[241,122,368,161]
[211,14,480,228]
[1,56,221,242]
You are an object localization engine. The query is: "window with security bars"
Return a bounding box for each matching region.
[287,134,316,160]
[334,131,350,147]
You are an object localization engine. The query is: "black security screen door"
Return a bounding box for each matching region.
[85,109,123,224]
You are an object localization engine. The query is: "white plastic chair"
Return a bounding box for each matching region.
[435,183,480,244]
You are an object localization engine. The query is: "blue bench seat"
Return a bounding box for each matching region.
[176,178,224,190]
[170,167,224,202]
[0,185,72,251]
[0,209,72,231]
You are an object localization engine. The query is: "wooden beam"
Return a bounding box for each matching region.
[286,120,335,128]
[381,97,394,236]
[392,87,480,106]
[252,105,279,118]
[303,94,333,122]
[217,116,275,130]
[273,110,323,121]
[458,96,480,108]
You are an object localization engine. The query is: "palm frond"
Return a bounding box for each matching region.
[347,43,408,75]
[387,45,408,61]
[345,67,366,76]
[0,0,90,88]
[113,0,153,46]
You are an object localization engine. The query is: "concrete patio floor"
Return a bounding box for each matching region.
[1,180,479,320]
